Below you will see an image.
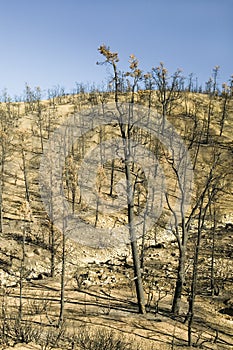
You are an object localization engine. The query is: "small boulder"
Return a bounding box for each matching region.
[225,223,233,231]
[33,248,41,255]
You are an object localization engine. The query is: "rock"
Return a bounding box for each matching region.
[33,248,41,255]
[225,223,233,231]
[148,243,165,249]
[219,307,233,316]
[25,251,34,258]
[29,271,50,281]
[82,279,92,288]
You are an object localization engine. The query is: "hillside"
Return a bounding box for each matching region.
[0,90,232,349]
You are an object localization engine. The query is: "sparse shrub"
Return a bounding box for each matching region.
[38,322,67,350]
[8,318,42,344]
[0,317,43,348]
[27,293,52,315]
[144,275,170,313]
[72,326,141,350]
[74,269,90,290]
[0,318,10,346]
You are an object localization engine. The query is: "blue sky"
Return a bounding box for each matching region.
[0,0,232,98]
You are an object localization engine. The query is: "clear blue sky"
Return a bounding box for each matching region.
[0,0,232,98]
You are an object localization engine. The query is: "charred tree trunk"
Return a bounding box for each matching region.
[125,160,146,314]
[172,246,186,315]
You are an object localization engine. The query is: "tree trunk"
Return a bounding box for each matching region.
[19,225,26,321]
[109,159,115,197]
[50,221,55,278]
[72,189,76,214]
[59,217,66,325]
[0,150,5,234]
[219,95,228,136]
[22,148,30,202]
[172,247,185,315]
[125,161,146,314]
[49,168,55,278]
[140,212,147,270]
[0,174,3,234]
[206,99,213,144]
[38,108,44,152]
[210,205,217,295]
[187,231,201,346]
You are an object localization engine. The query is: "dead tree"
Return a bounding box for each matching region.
[152,63,183,131]
[98,45,146,314]
[0,101,19,233]
[219,79,232,136]
[186,151,224,346]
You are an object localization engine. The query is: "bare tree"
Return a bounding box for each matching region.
[125,54,142,104]
[143,72,154,109]
[41,148,59,278]
[0,99,19,233]
[34,87,45,152]
[47,85,66,106]
[64,155,79,214]
[205,66,220,143]
[58,214,67,326]
[186,151,225,346]
[152,62,183,131]
[18,130,31,203]
[97,46,120,104]
[219,78,232,136]
[18,200,32,321]
[98,45,146,314]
